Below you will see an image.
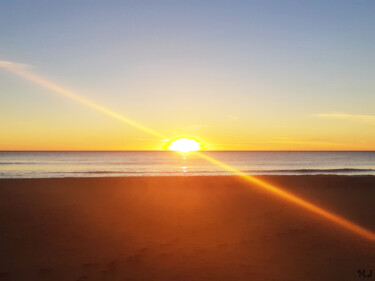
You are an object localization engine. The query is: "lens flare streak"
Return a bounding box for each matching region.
[0,61,166,140]
[198,152,375,241]
[1,61,374,241]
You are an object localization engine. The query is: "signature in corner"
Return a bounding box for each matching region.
[358,270,373,278]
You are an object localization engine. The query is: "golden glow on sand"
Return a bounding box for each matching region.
[166,138,202,153]
[197,152,375,241]
[1,61,374,241]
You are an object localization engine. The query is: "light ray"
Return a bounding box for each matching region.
[197,152,375,241]
[1,61,374,241]
[0,61,166,140]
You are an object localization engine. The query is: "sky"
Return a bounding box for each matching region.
[1,0,375,151]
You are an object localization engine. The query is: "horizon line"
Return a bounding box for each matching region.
[1,150,375,152]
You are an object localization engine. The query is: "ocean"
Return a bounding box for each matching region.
[1,151,375,178]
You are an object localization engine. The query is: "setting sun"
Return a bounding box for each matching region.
[166,138,203,153]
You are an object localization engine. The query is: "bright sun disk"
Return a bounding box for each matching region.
[166,138,202,153]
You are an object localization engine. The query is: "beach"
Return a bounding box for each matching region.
[0,175,374,281]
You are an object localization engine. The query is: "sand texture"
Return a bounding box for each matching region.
[0,176,374,281]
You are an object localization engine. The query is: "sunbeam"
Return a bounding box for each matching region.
[0,61,166,140]
[197,152,375,241]
[1,60,374,241]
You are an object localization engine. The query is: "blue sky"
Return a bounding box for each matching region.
[1,0,375,150]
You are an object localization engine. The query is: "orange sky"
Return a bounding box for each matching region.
[1,62,374,151]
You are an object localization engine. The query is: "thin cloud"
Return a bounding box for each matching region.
[0,60,31,70]
[134,138,167,142]
[315,112,375,125]
[269,138,341,147]
[208,137,341,148]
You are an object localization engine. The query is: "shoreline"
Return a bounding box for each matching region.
[2,174,375,180]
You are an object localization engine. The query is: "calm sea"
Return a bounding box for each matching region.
[0,151,375,178]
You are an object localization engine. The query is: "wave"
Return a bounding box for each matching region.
[71,171,139,174]
[0,162,54,165]
[69,168,375,175]
[245,168,375,174]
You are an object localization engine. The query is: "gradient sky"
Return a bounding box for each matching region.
[1,0,375,150]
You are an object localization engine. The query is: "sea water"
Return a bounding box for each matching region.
[0,151,375,178]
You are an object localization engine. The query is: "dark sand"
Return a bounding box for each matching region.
[0,176,374,281]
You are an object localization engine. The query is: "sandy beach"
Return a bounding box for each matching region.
[0,175,374,281]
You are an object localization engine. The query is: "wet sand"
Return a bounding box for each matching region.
[0,176,374,281]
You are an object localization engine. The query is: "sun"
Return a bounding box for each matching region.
[166,137,203,153]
